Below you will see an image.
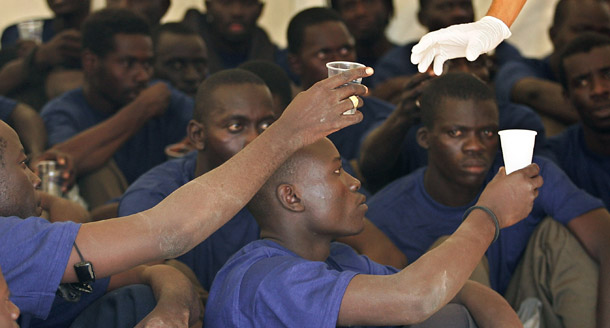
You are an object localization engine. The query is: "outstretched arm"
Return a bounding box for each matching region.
[487,0,528,27]
[61,67,374,283]
[338,164,542,326]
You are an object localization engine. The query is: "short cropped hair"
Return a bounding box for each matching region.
[558,32,610,90]
[329,0,394,17]
[82,8,151,57]
[238,60,293,112]
[193,69,267,123]
[420,73,495,128]
[287,7,344,55]
[152,22,198,47]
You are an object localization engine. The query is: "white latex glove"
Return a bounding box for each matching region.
[411,16,512,76]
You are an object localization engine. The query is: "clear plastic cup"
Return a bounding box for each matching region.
[17,20,43,44]
[498,129,537,174]
[326,61,365,115]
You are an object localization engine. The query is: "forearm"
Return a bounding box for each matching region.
[51,103,152,175]
[453,281,521,328]
[511,78,579,124]
[359,114,413,191]
[340,212,496,326]
[8,103,47,158]
[486,0,527,27]
[40,192,90,223]
[0,57,29,95]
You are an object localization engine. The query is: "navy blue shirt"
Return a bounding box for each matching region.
[0,96,17,121]
[494,56,554,104]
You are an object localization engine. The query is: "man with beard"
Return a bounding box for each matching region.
[366,73,610,327]
[40,8,194,210]
[551,32,610,209]
[182,0,278,75]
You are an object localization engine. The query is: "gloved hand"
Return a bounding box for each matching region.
[411,16,511,75]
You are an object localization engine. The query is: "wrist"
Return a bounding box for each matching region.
[480,16,512,40]
[463,205,500,243]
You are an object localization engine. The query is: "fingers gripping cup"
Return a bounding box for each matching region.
[498,129,537,174]
[326,61,365,115]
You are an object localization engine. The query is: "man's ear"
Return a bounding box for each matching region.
[276,184,304,212]
[417,126,430,149]
[187,119,206,150]
[288,53,302,77]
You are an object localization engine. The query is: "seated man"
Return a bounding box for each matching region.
[367,73,610,327]
[495,0,610,136]
[359,55,548,192]
[371,0,522,102]
[550,32,610,209]
[205,135,542,327]
[286,7,395,161]
[0,63,372,326]
[182,0,278,74]
[119,69,403,293]
[152,23,208,98]
[40,8,194,209]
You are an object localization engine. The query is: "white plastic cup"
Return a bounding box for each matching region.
[326,61,365,115]
[498,129,537,174]
[17,20,43,43]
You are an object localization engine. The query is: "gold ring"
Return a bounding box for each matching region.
[348,95,359,109]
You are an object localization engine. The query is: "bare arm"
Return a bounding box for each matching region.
[511,78,579,124]
[452,280,521,327]
[60,67,374,282]
[487,0,527,27]
[108,264,202,328]
[336,218,408,269]
[337,164,543,326]
[50,83,171,176]
[360,74,431,192]
[567,208,610,328]
[7,103,46,159]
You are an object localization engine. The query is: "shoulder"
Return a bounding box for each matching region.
[0,96,18,121]
[40,89,87,116]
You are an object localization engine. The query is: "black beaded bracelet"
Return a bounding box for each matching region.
[462,205,500,243]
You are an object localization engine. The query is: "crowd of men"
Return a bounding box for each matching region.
[0,0,609,327]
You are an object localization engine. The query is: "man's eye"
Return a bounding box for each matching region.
[316,50,330,60]
[169,60,185,71]
[259,121,271,131]
[448,129,462,137]
[482,129,496,138]
[334,167,342,175]
[227,123,243,132]
[573,78,589,88]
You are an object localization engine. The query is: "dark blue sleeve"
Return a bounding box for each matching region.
[370,43,418,87]
[0,96,17,122]
[40,96,87,146]
[494,41,523,68]
[0,217,80,319]
[494,59,546,103]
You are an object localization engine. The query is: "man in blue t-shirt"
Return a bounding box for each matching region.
[550,32,610,209]
[359,55,548,193]
[285,7,395,161]
[39,8,194,210]
[206,135,543,327]
[494,0,610,136]
[366,73,610,327]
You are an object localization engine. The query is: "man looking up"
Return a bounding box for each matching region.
[152,23,208,98]
[40,8,194,210]
[205,136,542,327]
[551,32,610,209]
[183,0,278,74]
[0,56,372,325]
[367,73,610,327]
